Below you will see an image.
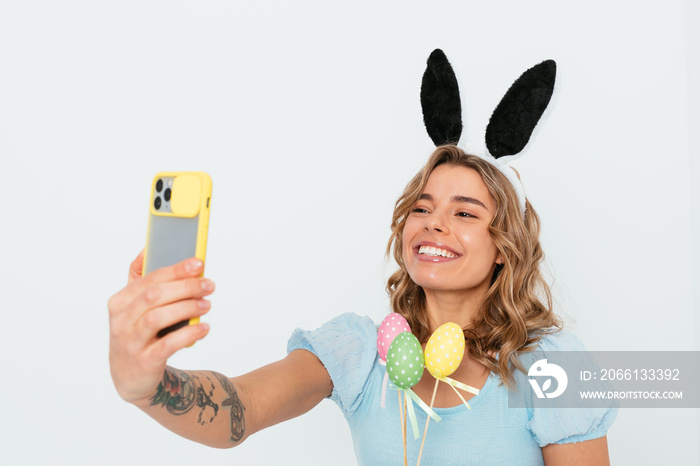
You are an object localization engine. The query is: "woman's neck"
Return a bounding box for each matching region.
[423,287,487,332]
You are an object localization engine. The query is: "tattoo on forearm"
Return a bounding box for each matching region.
[150,368,246,441]
[150,368,217,424]
[150,368,197,415]
[213,371,246,442]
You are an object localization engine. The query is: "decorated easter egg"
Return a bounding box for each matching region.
[424,322,465,379]
[377,313,411,362]
[386,331,424,389]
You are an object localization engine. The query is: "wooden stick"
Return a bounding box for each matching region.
[398,391,406,465]
[403,392,408,466]
[416,378,440,466]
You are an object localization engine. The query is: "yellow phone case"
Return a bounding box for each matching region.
[143,171,212,337]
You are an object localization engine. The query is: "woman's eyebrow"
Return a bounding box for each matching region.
[451,195,487,210]
[418,193,488,210]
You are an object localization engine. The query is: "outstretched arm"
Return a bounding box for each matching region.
[133,349,331,448]
[109,252,331,448]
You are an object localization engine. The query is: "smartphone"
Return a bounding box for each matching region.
[143,171,212,337]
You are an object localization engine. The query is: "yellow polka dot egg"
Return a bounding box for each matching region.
[386,331,424,389]
[424,322,465,379]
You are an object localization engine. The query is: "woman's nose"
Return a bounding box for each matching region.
[424,214,448,233]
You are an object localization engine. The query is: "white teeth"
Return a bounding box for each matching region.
[418,246,456,258]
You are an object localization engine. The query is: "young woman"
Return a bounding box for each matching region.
[108,145,616,465]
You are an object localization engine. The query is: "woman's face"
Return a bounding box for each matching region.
[402,164,502,295]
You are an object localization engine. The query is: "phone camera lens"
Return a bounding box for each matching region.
[164,188,172,202]
[156,179,163,193]
[154,197,162,210]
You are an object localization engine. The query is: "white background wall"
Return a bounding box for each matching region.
[1,1,698,464]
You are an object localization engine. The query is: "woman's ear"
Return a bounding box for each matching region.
[495,255,505,265]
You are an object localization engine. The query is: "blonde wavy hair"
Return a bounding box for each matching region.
[386,145,562,388]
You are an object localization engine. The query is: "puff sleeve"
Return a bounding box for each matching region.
[287,313,377,417]
[525,332,618,447]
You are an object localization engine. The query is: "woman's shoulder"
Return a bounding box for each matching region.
[521,328,618,447]
[286,313,378,367]
[287,313,378,416]
[287,313,377,345]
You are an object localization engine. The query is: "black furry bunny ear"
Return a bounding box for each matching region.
[421,49,463,146]
[485,60,556,158]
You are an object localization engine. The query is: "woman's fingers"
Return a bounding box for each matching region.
[127,250,145,283]
[139,299,212,337]
[135,277,214,317]
[110,257,207,317]
[147,322,211,363]
[141,257,204,289]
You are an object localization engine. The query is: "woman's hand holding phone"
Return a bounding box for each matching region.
[108,251,215,405]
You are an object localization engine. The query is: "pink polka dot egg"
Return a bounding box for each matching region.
[377,313,411,362]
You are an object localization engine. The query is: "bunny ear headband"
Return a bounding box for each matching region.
[420,49,557,217]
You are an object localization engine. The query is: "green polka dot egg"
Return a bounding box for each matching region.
[424,322,465,379]
[386,331,424,389]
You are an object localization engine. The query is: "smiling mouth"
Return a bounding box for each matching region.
[417,245,458,258]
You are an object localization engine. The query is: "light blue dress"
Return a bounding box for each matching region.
[287,313,617,465]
